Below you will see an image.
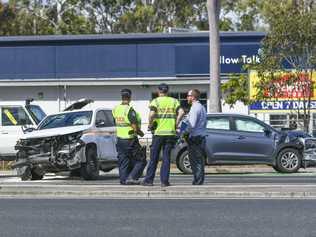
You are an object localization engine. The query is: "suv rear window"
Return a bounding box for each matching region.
[207,117,230,130]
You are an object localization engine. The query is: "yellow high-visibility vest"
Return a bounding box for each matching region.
[150,96,180,136]
[113,104,142,139]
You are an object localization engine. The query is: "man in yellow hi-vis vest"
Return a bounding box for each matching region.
[113,89,146,185]
[142,83,185,187]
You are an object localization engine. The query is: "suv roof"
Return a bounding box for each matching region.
[207,113,253,117]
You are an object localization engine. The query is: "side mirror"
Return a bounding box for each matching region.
[22,125,35,134]
[264,128,272,136]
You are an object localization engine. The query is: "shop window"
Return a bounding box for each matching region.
[151,91,207,112]
[269,114,287,129]
[269,113,304,130]
[312,113,316,137]
[288,114,305,131]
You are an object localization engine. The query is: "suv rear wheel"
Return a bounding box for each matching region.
[81,146,99,180]
[275,148,301,173]
[177,150,192,174]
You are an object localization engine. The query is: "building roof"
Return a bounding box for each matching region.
[0,32,266,45]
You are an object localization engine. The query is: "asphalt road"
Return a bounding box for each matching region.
[1,199,316,237]
[2,171,316,185]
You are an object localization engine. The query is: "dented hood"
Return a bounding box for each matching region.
[20,125,90,139]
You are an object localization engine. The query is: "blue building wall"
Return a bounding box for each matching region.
[0,32,265,80]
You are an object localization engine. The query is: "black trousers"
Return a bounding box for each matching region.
[144,135,176,184]
[187,136,206,185]
[116,137,147,184]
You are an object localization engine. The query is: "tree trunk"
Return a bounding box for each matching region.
[207,0,221,112]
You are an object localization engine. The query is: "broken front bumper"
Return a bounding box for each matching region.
[302,138,316,167]
[12,141,85,171]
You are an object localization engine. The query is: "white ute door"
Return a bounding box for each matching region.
[0,106,34,157]
[95,110,117,160]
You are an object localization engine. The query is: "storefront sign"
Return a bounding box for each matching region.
[220,55,260,65]
[249,70,316,112]
[250,100,316,110]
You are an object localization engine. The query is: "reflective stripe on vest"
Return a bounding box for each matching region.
[113,104,134,139]
[153,97,178,136]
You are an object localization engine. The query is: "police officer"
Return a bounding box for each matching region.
[142,83,185,187]
[185,89,207,185]
[112,89,146,185]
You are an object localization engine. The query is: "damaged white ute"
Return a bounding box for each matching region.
[12,99,118,181]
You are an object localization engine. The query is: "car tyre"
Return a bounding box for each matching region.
[70,168,81,177]
[272,165,281,173]
[18,166,32,181]
[81,147,99,180]
[276,148,301,173]
[31,169,44,180]
[177,150,192,174]
[29,166,44,180]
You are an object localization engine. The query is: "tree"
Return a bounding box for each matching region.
[82,0,133,33]
[220,0,266,31]
[0,1,17,35]
[114,1,156,33]
[2,0,94,35]
[114,0,209,33]
[251,0,316,132]
[207,0,222,112]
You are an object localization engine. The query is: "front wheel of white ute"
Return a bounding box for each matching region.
[17,166,32,181]
[81,146,99,180]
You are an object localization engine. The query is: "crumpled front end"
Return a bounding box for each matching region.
[301,138,316,167]
[12,132,86,179]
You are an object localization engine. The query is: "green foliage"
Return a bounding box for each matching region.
[114,3,156,33]
[114,0,209,33]
[253,0,316,100]
[0,0,272,35]
[221,74,252,107]
[249,0,316,132]
[0,1,17,35]
[221,0,266,31]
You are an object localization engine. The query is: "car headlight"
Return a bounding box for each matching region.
[67,132,83,143]
[303,138,316,149]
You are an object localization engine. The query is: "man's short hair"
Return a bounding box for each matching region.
[188,89,201,100]
[121,88,132,99]
[158,83,169,93]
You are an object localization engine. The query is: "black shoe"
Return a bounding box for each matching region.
[192,182,204,185]
[126,179,141,185]
[161,182,170,187]
[120,181,127,185]
[142,181,154,186]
